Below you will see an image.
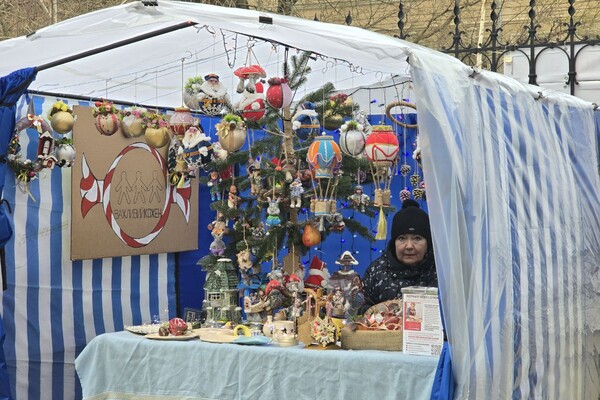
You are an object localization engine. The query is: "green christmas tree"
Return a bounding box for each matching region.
[198,51,377,279]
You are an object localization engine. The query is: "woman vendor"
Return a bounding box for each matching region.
[361,199,437,310]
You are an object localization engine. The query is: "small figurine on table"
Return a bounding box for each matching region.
[207,170,221,201]
[348,185,370,212]
[289,176,304,208]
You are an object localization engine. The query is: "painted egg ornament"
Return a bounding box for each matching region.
[93,100,120,136]
[266,77,293,109]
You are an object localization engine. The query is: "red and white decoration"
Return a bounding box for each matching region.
[266,77,293,109]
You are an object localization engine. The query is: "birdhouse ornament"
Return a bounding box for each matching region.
[292,101,320,141]
[266,77,293,109]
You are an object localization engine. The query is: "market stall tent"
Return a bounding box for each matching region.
[0,1,599,399]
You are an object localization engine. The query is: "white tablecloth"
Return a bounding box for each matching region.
[75,331,439,400]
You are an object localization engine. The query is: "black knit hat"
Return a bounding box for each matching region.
[390,199,431,245]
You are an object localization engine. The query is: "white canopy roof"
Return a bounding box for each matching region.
[0,0,451,108]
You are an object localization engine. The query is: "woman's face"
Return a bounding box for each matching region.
[394,234,428,266]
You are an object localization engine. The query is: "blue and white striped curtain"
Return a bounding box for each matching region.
[410,50,600,399]
[0,95,175,399]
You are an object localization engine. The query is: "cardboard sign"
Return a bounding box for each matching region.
[71,106,198,260]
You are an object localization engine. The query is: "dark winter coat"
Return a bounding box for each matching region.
[361,241,437,312]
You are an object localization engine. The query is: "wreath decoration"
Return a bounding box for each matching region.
[7,114,55,183]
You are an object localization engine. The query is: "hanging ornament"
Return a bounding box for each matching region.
[399,188,411,202]
[120,106,147,138]
[266,77,293,109]
[307,134,342,219]
[365,125,399,210]
[236,81,266,122]
[195,74,230,116]
[307,134,342,179]
[348,185,370,212]
[47,101,75,134]
[292,101,320,141]
[410,173,420,187]
[54,138,76,168]
[265,197,282,226]
[181,126,213,172]
[92,99,120,136]
[207,170,222,202]
[400,164,411,176]
[339,120,366,157]
[234,65,267,94]
[302,222,321,247]
[216,114,247,152]
[7,115,56,187]
[169,107,197,139]
[183,76,204,110]
[412,188,425,200]
[142,112,171,148]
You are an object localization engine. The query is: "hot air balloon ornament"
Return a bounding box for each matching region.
[364,125,399,240]
[306,133,342,229]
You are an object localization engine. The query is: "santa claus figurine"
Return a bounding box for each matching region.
[236,81,266,122]
[197,73,230,116]
[304,255,330,289]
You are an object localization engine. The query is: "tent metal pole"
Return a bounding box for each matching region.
[35,21,197,72]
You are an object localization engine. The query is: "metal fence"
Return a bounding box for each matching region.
[397,0,600,96]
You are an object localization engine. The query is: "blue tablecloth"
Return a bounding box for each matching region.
[75,331,439,400]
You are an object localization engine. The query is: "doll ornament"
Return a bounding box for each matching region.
[289,176,304,208]
[348,185,370,212]
[207,170,221,201]
[195,73,230,116]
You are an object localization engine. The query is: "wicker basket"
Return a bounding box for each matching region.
[341,327,403,351]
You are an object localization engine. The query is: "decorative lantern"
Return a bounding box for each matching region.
[216,114,247,153]
[292,101,320,141]
[306,134,342,179]
[120,106,147,138]
[266,77,293,109]
[169,107,197,139]
[339,120,366,157]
